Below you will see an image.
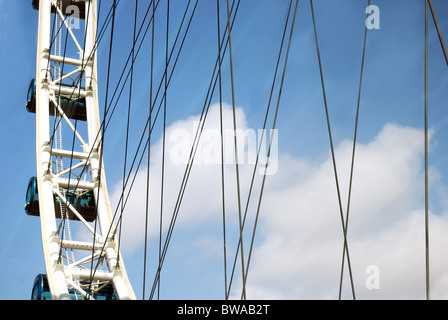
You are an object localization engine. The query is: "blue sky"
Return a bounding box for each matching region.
[0,0,448,300]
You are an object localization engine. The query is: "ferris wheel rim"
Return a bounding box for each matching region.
[31,0,135,300]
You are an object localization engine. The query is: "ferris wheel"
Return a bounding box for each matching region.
[25,0,135,300]
[21,0,447,302]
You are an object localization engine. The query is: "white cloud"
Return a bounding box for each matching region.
[108,104,448,300]
[234,124,448,300]
[110,103,258,251]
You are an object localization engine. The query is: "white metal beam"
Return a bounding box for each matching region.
[33,0,136,300]
[36,0,71,301]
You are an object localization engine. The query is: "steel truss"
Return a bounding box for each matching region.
[34,0,135,300]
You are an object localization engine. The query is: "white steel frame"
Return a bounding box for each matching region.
[35,0,135,300]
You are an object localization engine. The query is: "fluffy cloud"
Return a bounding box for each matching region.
[236,124,448,300]
[110,103,275,250]
[108,104,448,300]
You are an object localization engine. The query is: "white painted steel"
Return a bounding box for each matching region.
[34,0,135,300]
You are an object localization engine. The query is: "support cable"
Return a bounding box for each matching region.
[428,0,448,67]
[143,0,156,300]
[225,0,246,300]
[148,0,241,300]
[338,0,370,300]
[226,0,294,298]
[216,0,228,300]
[241,0,299,300]
[156,0,170,300]
[310,0,356,299]
[88,1,234,300]
[116,0,139,271]
[109,0,196,244]
[425,0,430,301]
[64,0,160,235]
[88,0,116,298]
[90,3,198,287]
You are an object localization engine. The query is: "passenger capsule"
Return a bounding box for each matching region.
[25,177,97,222]
[31,0,86,20]
[31,274,117,300]
[26,78,87,121]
